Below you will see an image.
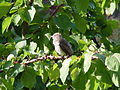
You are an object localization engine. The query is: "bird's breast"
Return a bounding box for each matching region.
[54,44,65,55]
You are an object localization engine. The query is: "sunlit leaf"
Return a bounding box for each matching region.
[105,53,120,87]
[15,40,26,49]
[60,58,72,84]
[2,17,12,34]
[14,0,24,6]
[105,53,120,71]
[70,67,80,81]
[105,2,116,16]
[7,54,14,61]
[12,14,21,26]
[34,0,43,7]
[84,51,94,73]
[29,42,37,53]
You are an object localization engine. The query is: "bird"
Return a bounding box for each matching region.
[51,33,73,56]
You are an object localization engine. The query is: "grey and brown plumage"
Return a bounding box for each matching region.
[51,33,73,56]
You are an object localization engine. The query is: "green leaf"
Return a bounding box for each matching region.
[60,58,72,84]
[28,6,36,22]
[21,67,36,89]
[34,76,46,90]
[93,60,112,84]
[105,53,120,87]
[7,54,14,61]
[0,2,12,18]
[3,61,12,70]
[101,37,111,50]
[57,0,67,4]
[2,17,12,34]
[85,76,99,90]
[70,67,80,81]
[105,2,116,16]
[12,14,21,26]
[75,0,89,12]
[29,42,37,53]
[34,0,43,7]
[112,44,120,53]
[14,0,24,6]
[1,78,14,90]
[66,0,75,7]
[53,15,71,30]
[0,44,5,57]
[105,53,120,72]
[11,64,24,77]
[72,71,88,90]
[48,64,60,81]
[15,40,26,49]
[96,15,106,27]
[108,71,120,87]
[18,6,36,23]
[84,51,94,73]
[107,20,119,29]
[73,13,87,34]
[101,25,113,37]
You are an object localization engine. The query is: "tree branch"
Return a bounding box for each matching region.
[0,55,98,73]
[48,4,65,21]
[22,55,71,65]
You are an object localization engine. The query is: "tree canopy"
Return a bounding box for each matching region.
[0,0,120,89]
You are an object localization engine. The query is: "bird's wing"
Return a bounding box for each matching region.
[59,38,72,55]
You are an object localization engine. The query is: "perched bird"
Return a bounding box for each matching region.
[51,33,73,56]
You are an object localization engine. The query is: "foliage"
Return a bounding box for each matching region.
[0,0,120,89]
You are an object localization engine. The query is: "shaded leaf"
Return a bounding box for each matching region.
[93,60,112,84]
[11,64,24,77]
[85,76,99,90]
[73,13,87,34]
[72,71,88,90]
[0,2,12,18]
[48,64,60,81]
[75,0,89,12]
[18,6,36,23]
[53,15,71,30]
[21,67,36,89]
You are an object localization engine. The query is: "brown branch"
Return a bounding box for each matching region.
[21,55,71,65]
[48,4,65,21]
[0,55,98,73]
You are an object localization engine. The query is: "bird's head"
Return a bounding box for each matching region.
[51,33,62,40]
